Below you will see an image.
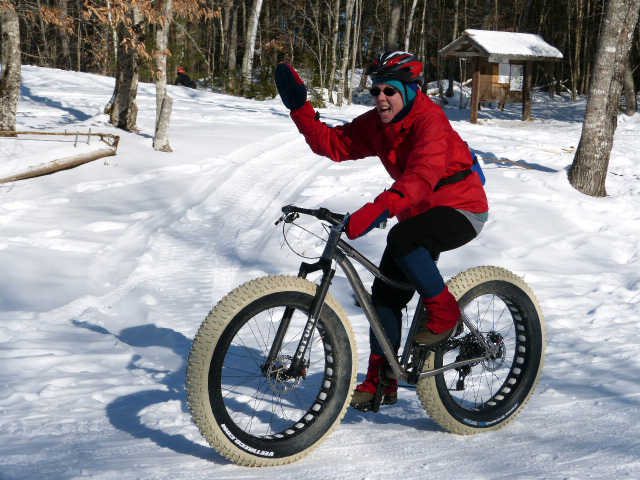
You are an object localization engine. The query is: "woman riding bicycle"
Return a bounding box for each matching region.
[274,50,488,409]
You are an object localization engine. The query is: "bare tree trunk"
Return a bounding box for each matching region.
[307,0,326,93]
[623,60,637,116]
[570,0,585,100]
[36,0,51,67]
[568,0,640,197]
[0,2,21,135]
[348,0,362,104]
[404,0,419,51]
[482,0,492,29]
[219,0,230,72]
[328,0,340,104]
[228,2,238,93]
[154,96,173,153]
[76,0,83,70]
[519,0,534,31]
[446,0,460,97]
[386,0,402,50]
[337,0,356,106]
[228,5,238,67]
[153,0,173,152]
[579,0,594,94]
[241,0,263,89]
[109,8,144,131]
[58,0,71,69]
[417,0,427,61]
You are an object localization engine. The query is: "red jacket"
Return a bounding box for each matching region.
[290,92,488,221]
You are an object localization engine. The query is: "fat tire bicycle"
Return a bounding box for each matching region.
[186,205,546,466]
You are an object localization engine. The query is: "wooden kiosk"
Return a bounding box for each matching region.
[440,29,563,123]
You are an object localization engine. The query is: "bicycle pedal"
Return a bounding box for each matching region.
[350,396,397,413]
[351,401,373,412]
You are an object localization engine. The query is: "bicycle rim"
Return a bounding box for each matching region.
[418,267,545,433]
[187,276,357,465]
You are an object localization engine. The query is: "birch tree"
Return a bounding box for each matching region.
[403,0,419,51]
[241,0,263,89]
[0,0,20,135]
[327,0,340,104]
[228,2,238,73]
[337,0,356,106]
[568,0,640,197]
[347,0,362,104]
[153,0,173,152]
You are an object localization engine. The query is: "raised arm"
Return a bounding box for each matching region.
[275,63,376,162]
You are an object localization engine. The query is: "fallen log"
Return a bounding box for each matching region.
[0,147,116,183]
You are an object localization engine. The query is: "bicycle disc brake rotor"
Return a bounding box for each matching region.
[266,355,303,393]
[482,332,506,372]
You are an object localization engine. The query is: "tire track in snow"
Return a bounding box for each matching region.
[145,132,336,307]
[43,131,331,325]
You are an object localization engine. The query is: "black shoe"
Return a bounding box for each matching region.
[350,387,397,410]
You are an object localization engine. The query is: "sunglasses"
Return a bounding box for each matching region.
[369,86,399,97]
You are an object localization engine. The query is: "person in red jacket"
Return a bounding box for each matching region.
[274,51,488,410]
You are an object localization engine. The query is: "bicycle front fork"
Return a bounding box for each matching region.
[264,244,337,379]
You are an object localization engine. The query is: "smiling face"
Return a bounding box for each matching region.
[374,83,404,123]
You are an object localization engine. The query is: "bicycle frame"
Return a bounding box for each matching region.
[269,210,493,385]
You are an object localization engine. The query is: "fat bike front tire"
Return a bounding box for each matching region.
[416,266,546,434]
[186,275,358,466]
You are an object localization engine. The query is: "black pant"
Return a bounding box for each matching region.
[371,206,478,309]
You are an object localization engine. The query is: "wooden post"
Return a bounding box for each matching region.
[470,57,480,124]
[522,61,532,121]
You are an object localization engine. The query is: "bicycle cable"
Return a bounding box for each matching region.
[280,219,331,260]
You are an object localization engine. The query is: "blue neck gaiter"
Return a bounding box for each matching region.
[372,77,418,106]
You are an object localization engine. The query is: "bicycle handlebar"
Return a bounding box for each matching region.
[276,204,347,228]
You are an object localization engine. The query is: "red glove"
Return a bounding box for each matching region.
[346,203,390,240]
[345,188,412,240]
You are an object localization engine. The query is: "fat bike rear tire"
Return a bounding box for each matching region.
[186,275,358,466]
[416,266,546,434]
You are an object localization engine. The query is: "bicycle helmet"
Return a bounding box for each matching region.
[368,51,424,85]
[177,67,186,73]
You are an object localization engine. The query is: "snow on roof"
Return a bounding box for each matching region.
[440,29,563,61]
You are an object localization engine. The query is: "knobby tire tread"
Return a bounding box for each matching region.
[416,266,546,435]
[186,275,357,467]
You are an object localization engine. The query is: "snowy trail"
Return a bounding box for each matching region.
[2,67,640,479]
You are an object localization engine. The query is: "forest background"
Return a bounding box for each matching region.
[2,0,639,106]
[1,0,639,198]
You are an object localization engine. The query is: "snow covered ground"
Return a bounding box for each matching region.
[1,66,640,479]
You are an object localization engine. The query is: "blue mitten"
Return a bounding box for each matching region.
[275,63,307,110]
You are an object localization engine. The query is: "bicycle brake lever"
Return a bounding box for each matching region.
[275,212,299,225]
[275,213,287,226]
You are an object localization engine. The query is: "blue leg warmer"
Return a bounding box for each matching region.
[393,247,445,299]
[370,305,402,356]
